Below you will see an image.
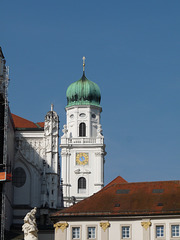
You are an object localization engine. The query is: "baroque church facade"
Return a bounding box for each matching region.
[0,48,106,239]
[1,48,180,240]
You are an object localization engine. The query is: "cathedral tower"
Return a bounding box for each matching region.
[61,58,106,207]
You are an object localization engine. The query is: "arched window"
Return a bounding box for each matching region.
[78,177,86,193]
[79,122,86,137]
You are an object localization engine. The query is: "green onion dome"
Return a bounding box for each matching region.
[66,73,101,107]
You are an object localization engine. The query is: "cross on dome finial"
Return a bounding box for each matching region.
[51,103,54,111]
[82,56,86,73]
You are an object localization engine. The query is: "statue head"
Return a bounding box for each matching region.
[31,207,37,216]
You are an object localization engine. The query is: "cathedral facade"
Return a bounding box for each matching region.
[0,48,106,239]
[12,105,61,227]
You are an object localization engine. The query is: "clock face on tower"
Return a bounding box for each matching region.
[76,152,89,165]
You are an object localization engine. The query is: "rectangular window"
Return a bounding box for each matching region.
[72,227,80,239]
[156,225,164,237]
[172,225,180,237]
[88,227,96,239]
[122,226,130,238]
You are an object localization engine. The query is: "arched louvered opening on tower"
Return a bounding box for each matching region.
[79,122,86,137]
[78,177,86,193]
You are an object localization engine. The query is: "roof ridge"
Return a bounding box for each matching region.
[127,179,180,185]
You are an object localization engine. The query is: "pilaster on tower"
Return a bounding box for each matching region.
[61,60,106,207]
[43,105,61,208]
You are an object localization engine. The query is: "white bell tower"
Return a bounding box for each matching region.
[61,58,106,207]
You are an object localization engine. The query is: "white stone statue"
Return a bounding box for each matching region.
[22,207,38,240]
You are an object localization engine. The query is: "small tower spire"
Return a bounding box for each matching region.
[82,56,86,75]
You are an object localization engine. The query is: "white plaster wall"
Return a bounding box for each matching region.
[14,124,60,209]
[61,144,104,206]
[65,221,100,240]
[61,105,105,206]
[150,218,180,240]
[66,106,101,138]
[109,220,143,240]
[69,147,104,197]
[55,217,180,240]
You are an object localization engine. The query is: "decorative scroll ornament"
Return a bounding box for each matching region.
[95,150,104,156]
[141,221,151,230]
[54,222,69,232]
[74,169,91,174]
[100,222,110,231]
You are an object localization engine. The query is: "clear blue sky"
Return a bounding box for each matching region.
[1,0,180,185]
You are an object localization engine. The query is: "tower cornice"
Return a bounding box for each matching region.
[65,104,102,112]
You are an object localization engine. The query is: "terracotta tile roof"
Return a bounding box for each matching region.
[12,114,44,129]
[52,179,180,218]
[104,176,127,189]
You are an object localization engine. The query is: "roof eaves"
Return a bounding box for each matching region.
[15,128,44,131]
[52,209,180,218]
